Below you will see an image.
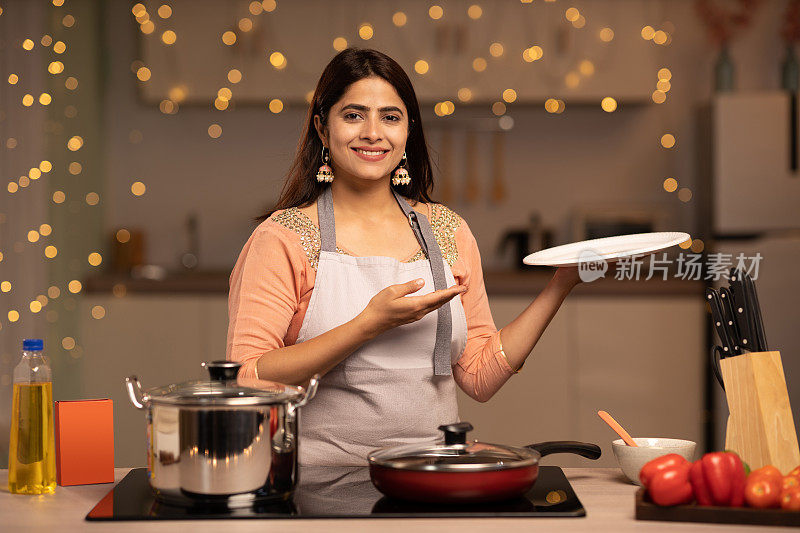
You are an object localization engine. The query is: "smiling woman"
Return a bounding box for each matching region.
[226,48,581,467]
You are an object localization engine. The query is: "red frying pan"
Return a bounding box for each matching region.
[367,422,601,504]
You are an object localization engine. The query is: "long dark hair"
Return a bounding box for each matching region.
[259,48,437,221]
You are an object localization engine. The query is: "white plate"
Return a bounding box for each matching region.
[523,232,691,267]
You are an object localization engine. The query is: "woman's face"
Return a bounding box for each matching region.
[315,76,409,184]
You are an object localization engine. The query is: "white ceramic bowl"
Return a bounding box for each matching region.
[611,438,696,485]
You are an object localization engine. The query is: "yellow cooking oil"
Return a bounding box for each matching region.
[8,382,56,494]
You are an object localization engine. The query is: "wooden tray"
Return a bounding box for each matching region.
[636,488,800,527]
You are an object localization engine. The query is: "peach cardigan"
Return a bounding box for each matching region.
[226,202,516,402]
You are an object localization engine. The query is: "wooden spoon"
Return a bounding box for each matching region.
[598,410,638,447]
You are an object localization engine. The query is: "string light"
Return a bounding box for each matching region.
[136,67,151,81]
[502,89,517,103]
[663,178,678,192]
[88,252,102,266]
[222,31,237,45]
[91,306,106,319]
[131,181,146,196]
[238,18,253,32]
[489,42,504,57]
[227,69,242,83]
[601,97,617,112]
[414,60,429,75]
[262,0,276,12]
[268,99,283,113]
[44,246,58,259]
[358,23,374,40]
[269,51,286,69]
[68,280,82,294]
[161,30,177,45]
[39,224,52,236]
[429,6,444,20]
[158,4,172,18]
[53,41,66,54]
[1,281,11,293]
[208,123,223,138]
[48,286,61,299]
[249,1,263,15]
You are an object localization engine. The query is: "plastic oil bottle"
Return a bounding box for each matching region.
[8,339,56,494]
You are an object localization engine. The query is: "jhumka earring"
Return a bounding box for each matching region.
[391,151,411,186]
[316,146,334,183]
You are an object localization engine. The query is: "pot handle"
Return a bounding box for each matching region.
[292,374,319,410]
[525,441,602,460]
[125,375,147,409]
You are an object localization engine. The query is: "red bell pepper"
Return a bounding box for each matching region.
[639,454,689,488]
[693,451,746,507]
[689,460,713,505]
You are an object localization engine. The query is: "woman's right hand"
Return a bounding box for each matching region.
[358,278,467,336]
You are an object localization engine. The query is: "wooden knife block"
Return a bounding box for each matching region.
[720,350,800,474]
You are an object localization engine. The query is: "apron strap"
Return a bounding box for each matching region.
[391,189,452,376]
[315,186,453,376]
[318,186,337,253]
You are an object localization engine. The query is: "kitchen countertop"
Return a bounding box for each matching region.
[83,270,704,296]
[1,468,787,532]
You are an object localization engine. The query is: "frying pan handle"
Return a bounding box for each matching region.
[525,441,602,460]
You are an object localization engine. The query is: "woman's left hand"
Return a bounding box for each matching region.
[553,266,582,288]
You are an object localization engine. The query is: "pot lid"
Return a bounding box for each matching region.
[142,361,305,407]
[367,422,540,472]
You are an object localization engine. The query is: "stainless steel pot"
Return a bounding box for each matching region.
[125,361,318,506]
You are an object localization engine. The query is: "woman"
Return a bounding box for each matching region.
[227,48,581,466]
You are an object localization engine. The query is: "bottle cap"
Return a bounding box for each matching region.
[22,339,43,351]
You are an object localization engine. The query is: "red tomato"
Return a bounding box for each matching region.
[744,475,782,508]
[781,487,800,511]
[788,465,800,479]
[749,465,782,481]
[784,475,800,492]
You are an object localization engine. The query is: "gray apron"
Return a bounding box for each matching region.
[295,186,468,466]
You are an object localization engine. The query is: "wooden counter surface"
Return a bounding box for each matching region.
[1,468,787,532]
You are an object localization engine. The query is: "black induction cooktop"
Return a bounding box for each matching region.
[86,465,585,520]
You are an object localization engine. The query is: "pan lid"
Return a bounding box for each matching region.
[142,361,305,407]
[367,422,540,472]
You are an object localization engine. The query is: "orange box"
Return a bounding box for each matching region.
[54,399,114,486]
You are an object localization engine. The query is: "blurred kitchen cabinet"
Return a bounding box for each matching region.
[140,0,658,105]
[458,295,705,468]
[456,296,575,452]
[77,295,229,467]
[714,92,800,233]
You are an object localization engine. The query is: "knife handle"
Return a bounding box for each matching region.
[729,267,754,352]
[706,288,736,357]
